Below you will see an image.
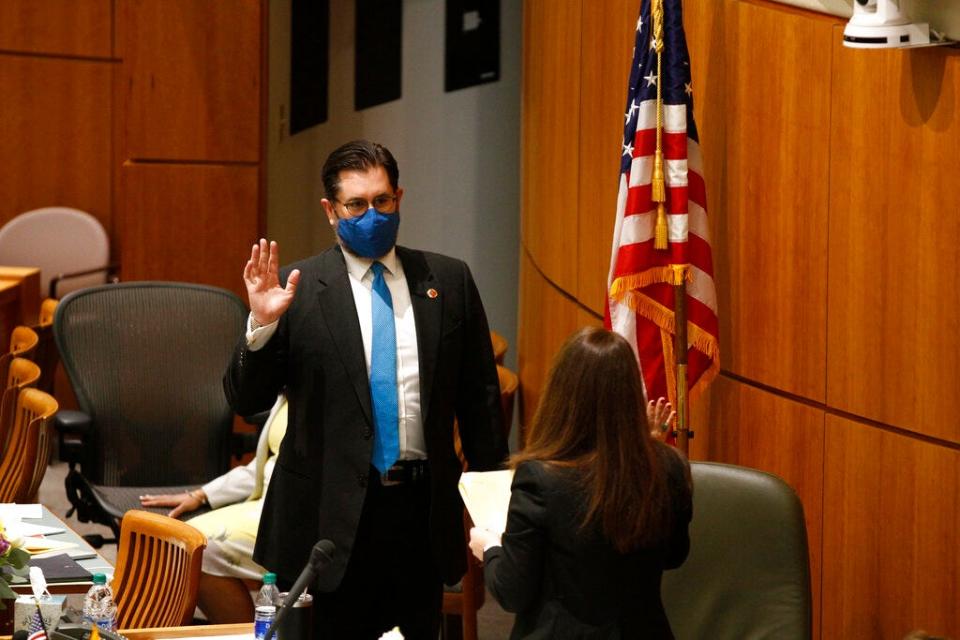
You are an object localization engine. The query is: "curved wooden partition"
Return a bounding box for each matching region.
[520,0,960,636]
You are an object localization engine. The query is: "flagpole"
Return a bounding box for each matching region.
[672,267,691,454]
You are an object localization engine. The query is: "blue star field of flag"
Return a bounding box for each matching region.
[621,0,700,175]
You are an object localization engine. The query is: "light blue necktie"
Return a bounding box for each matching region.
[369,262,399,474]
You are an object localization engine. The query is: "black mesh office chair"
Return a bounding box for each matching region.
[53,282,248,545]
[661,462,813,640]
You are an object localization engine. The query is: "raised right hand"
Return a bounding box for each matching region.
[244,239,301,325]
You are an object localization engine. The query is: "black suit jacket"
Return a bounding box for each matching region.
[224,245,507,590]
[484,444,693,639]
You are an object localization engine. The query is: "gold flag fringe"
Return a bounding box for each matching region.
[612,286,720,362]
[609,266,691,298]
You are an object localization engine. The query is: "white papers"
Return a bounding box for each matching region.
[0,504,42,519]
[458,470,514,534]
[16,523,65,536]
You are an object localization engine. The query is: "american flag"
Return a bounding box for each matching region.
[605,0,719,406]
[27,609,47,640]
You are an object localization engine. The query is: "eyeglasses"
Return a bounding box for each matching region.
[336,194,398,217]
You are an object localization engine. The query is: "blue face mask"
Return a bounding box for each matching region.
[337,208,400,258]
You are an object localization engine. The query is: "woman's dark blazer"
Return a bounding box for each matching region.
[484,443,693,639]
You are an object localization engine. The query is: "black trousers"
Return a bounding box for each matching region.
[312,467,442,640]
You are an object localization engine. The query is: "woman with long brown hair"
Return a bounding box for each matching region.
[469,327,692,638]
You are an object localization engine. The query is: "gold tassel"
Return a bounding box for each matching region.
[651,0,667,252]
[652,149,666,203]
[654,202,668,250]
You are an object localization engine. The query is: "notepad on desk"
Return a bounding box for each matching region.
[29,553,92,583]
[22,537,77,555]
[3,553,92,584]
[458,469,514,534]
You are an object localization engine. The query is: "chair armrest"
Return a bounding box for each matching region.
[54,409,91,466]
[49,264,120,299]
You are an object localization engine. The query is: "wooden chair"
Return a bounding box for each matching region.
[0,357,41,450]
[490,330,508,365]
[112,510,207,629]
[32,299,59,394]
[0,325,40,385]
[0,387,57,503]
[39,298,58,327]
[442,365,520,640]
[10,325,39,358]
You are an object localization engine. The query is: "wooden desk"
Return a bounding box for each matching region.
[0,266,40,321]
[122,623,252,640]
[0,624,253,640]
[8,506,113,595]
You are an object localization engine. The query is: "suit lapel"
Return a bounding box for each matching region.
[316,247,373,427]
[398,247,441,425]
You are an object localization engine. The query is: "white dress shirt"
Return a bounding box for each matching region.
[245,247,426,460]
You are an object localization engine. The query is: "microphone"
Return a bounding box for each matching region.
[13,631,28,640]
[264,539,335,640]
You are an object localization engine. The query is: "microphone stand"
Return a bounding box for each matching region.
[263,540,335,640]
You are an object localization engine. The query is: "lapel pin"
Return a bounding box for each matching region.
[427,288,439,299]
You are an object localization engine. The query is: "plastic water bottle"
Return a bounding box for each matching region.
[254,572,281,640]
[82,573,117,632]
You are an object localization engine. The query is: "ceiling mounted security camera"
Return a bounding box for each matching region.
[842,0,932,49]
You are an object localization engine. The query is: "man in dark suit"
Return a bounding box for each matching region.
[224,140,507,639]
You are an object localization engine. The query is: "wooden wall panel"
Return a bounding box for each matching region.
[0,56,112,229]
[120,164,258,297]
[683,0,728,302]
[827,39,960,444]
[521,0,581,295]
[823,416,960,638]
[720,2,837,401]
[576,0,635,315]
[0,1,112,58]
[517,250,602,440]
[120,0,262,162]
[704,375,825,637]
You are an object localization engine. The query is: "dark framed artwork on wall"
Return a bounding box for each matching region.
[355,0,403,110]
[445,0,499,92]
[290,0,330,134]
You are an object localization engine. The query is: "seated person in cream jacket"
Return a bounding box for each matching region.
[140,395,287,623]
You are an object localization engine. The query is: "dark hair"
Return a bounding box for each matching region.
[512,327,672,552]
[321,140,399,200]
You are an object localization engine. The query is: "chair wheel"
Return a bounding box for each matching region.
[83,534,106,548]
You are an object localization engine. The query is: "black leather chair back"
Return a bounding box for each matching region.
[54,281,247,486]
[661,462,812,639]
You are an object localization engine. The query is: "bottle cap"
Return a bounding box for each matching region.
[263,572,277,585]
[92,573,107,585]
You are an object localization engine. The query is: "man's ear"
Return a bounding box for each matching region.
[321,198,337,226]
[395,187,404,209]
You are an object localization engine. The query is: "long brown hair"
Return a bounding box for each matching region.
[513,327,672,552]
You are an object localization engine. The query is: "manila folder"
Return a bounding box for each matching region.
[458,469,514,534]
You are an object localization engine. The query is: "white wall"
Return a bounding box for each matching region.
[773,0,960,39]
[268,0,521,367]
